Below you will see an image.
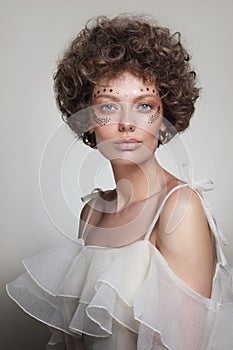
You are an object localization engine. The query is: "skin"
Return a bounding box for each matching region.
[80,71,216,298]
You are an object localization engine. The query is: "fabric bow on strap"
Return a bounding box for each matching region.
[190,178,215,193]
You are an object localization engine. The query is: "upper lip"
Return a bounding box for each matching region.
[114,138,141,144]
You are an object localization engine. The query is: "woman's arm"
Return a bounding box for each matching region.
[156,186,216,298]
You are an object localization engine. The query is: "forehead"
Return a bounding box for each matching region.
[93,72,159,101]
[94,71,156,90]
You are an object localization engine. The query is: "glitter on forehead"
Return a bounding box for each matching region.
[93,87,159,97]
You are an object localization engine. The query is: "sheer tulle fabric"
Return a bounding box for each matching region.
[6,181,233,349]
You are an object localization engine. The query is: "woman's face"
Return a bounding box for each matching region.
[90,71,163,165]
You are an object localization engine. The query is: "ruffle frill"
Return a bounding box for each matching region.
[6,236,233,350]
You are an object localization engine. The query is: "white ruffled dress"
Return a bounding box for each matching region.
[6,181,233,349]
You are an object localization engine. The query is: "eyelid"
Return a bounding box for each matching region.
[100,103,119,109]
[136,102,153,111]
[138,102,153,107]
[95,103,119,114]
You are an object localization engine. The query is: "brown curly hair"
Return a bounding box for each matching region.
[53,14,200,141]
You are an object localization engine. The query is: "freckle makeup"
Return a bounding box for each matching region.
[142,111,160,124]
[93,114,111,126]
[146,105,161,124]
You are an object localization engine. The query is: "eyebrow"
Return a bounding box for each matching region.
[134,94,160,102]
[94,94,160,102]
[94,94,120,102]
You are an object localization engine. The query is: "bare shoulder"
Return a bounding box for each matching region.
[156,181,216,297]
[79,189,115,226]
[160,181,208,234]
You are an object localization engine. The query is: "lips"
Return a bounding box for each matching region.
[113,138,141,150]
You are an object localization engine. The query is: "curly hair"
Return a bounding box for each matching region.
[54,14,200,140]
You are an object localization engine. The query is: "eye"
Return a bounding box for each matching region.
[137,103,152,112]
[92,103,119,119]
[100,103,118,113]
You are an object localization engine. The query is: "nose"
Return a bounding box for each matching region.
[118,122,135,132]
[118,104,136,132]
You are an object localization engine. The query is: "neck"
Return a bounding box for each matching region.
[111,156,166,211]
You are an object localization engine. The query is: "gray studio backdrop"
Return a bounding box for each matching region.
[1,0,233,349]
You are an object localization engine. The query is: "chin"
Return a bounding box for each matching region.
[107,152,156,168]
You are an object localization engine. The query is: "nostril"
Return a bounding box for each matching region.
[118,122,135,132]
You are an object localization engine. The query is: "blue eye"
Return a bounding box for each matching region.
[101,104,117,112]
[137,103,152,112]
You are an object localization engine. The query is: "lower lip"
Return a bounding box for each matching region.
[113,141,141,151]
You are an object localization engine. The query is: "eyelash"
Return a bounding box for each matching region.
[136,103,153,112]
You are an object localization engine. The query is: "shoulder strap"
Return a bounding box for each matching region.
[144,179,228,265]
[79,188,102,239]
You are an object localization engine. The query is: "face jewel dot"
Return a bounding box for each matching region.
[152,89,155,93]
[140,88,143,92]
[146,87,149,91]
[94,94,96,98]
[97,90,100,94]
[103,88,106,92]
[110,89,113,92]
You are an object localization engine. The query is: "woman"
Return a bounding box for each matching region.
[7,14,233,350]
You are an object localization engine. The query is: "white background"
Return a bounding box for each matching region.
[1,0,233,349]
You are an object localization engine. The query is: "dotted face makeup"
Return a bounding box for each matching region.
[93,87,159,99]
[92,114,111,126]
[141,111,160,124]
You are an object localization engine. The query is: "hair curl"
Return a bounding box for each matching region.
[54,14,200,140]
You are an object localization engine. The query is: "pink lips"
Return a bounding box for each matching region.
[113,138,141,151]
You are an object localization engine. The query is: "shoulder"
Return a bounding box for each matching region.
[78,189,116,238]
[156,182,216,297]
[159,182,208,234]
[80,189,115,223]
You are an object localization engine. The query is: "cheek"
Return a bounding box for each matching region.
[94,124,116,143]
[144,130,159,148]
[92,114,111,126]
[142,114,162,137]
